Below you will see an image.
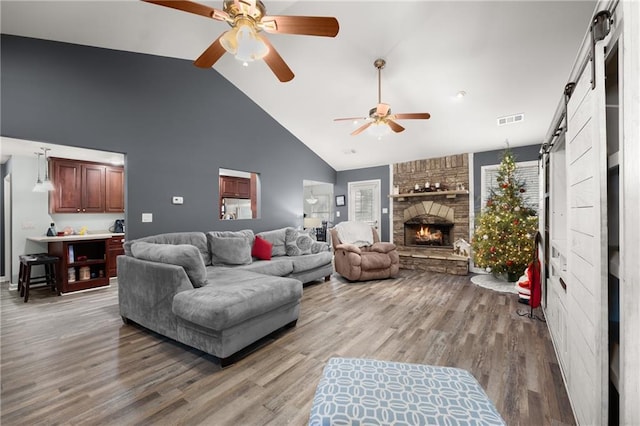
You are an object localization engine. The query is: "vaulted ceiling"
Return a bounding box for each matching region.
[1,1,596,170]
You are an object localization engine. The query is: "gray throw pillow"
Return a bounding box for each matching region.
[130,241,208,288]
[311,241,330,254]
[124,232,210,265]
[256,228,290,257]
[285,228,314,256]
[206,230,254,265]
[208,235,252,265]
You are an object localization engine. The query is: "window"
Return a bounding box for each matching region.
[348,179,381,228]
[481,160,539,213]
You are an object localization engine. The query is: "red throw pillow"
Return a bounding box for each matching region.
[252,235,272,260]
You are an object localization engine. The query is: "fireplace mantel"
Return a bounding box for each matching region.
[389,190,469,199]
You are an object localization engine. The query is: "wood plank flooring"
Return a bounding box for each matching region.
[1,270,575,425]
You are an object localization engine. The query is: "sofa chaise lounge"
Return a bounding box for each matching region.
[117,227,332,365]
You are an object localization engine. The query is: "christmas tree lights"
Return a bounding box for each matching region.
[472,150,538,281]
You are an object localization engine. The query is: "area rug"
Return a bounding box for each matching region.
[471,274,518,294]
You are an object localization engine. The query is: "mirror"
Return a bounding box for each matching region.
[219,168,260,220]
[303,180,333,241]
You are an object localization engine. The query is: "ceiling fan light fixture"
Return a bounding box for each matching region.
[143,0,338,81]
[367,122,390,140]
[335,58,430,137]
[220,20,269,66]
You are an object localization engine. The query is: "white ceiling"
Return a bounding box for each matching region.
[1,1,596,170]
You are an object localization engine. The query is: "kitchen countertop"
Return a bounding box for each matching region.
[27,233,125,243]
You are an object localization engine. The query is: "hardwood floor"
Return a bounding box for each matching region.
[1,270,574,425]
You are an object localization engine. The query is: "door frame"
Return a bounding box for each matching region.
[2,174,11,284]
[347,179,381,229]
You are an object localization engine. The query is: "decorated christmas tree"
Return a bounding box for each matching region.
[472,150,538,281]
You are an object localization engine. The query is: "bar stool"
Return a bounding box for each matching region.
[17,253,61,303]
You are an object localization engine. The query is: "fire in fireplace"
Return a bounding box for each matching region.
[404,220,453,247]
[415,225,444,245]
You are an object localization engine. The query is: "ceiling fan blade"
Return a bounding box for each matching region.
[334,117,367,122]
[376,103,390,117]
[391,112,431,120]
[260,36,295,82]
[193,36,227,68]
[142,0,228,21]
[351,122,372,136]
[387,119,405,133]
[261,16,339,37]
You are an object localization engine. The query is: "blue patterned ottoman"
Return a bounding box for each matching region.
[309,358,505,425]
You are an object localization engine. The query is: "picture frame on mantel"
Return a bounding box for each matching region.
[335,195,345,206]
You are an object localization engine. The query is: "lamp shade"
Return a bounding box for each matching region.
[220,21,269,65]
[304,217,323,229]
[32,181,47,192]
[41,179,55,191]
[367,122,390,140]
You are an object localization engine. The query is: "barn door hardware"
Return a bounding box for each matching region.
[563,82,576,133]
[590,10,612,89]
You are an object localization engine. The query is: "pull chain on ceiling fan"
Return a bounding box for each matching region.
[334,58,431,137]
[143,0,339,82]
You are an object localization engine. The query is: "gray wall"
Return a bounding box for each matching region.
[335,165,390,242]
[1,35,336,240]
[472,145,540,214]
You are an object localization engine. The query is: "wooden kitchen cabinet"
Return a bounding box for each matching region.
[106,235,125,278]
[81,163,106,212]
[219,176,251,198]
[105,166,125,213]
[49,158,124,213]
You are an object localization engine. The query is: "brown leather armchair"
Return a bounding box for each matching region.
[330,225,399,281]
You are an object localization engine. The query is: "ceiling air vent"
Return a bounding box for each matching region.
[497,113,524,126]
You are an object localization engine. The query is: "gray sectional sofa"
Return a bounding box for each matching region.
[117,227,332,366]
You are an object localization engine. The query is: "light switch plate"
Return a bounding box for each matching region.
[382,207,388,214]
[172,196,183,205]
[336,211,340,217]
[142,213,153,223]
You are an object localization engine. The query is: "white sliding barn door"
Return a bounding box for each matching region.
[565,43,608,424]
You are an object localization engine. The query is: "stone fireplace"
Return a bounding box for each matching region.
[392,154,470,275]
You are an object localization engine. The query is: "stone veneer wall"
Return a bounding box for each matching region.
[392,154,470,275]
[393,154,470,247]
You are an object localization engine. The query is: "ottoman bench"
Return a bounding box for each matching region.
[309,358,505,425]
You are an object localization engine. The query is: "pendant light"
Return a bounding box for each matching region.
[41,147,54,191]
[306,191,318,205]
[32,152,46,192]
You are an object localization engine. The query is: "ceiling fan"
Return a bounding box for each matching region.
[142,0,339,82]
[334,59,431,137]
